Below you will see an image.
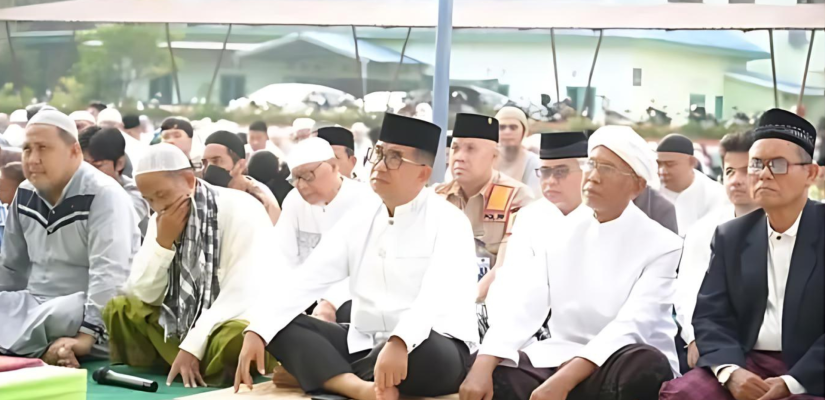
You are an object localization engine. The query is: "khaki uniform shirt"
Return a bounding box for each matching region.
[435,171,534,272]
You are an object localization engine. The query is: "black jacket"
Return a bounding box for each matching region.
[693,200,824,396]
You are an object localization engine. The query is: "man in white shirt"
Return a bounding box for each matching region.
[235,113,478,400]
[317,126,359,180]
[201,130,281,225]
[657,133,728,236]
[98,108,147,169]
[661,109,824,400]
[103,143,275,388]
[674,131,759,373]
[275,137,374,323]
[461,126,682,400]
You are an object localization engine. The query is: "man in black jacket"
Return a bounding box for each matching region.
[661,109,823,400]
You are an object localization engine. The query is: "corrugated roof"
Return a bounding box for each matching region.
[235,32,421,64]
[556,29,769,58]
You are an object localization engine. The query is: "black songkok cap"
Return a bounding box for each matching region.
[452,113,498,142]
[160,117,194,138]
[378,113,441,160]
[539,132,588,160]
[317,126,355,151]
[657,133,694,156]
[123,115,140,130]
[754,108,817,158]
[205,130,246,159]
[86,127,126,163]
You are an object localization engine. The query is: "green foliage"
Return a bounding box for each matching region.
[0,83,34,114]
[71,25,170,103]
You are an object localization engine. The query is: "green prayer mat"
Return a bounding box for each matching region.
[83,360,270,400]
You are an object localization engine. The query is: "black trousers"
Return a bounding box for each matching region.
[304,300,353,324]
[267,314,470,396]
[492,344,673,400]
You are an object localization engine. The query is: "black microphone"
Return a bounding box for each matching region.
[93,366,158,392]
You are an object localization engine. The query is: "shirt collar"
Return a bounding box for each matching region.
[389,186,429,221]
[767,209,803,238]
[38,163,84,208]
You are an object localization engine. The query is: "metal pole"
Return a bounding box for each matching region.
[797,30,815,110]
[165,23,182,104]
[386,27,412,112]
[769,29,778,108]
[551,28,560,106]
[583,29,603,118]
[5,22,25,108]
[206,24,232,106]
[430,0,454,185]
[352,26,365,99]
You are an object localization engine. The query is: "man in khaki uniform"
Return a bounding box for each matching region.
[436,113,534,305]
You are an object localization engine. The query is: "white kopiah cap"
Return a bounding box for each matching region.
[9,109,28,124]
[69,110,96,124]
[588,125,660,190]
[97,108,123,124]
[27,108,79,139]
[292,117,316,131]
[134,143,192,176]
[287,137,335,171]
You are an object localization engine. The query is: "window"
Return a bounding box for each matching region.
[715,96,724,120]
[149,75,173,105]
[690,94,706,109]
[633,68,642,87]
[220,75,246,106]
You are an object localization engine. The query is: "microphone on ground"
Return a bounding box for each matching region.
[93,366,158,392]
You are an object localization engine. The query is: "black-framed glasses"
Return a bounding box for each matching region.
[288,162,324,185]
[535,165,579,180]
[365,146,425,170]
[581,159,637,179]
[748,158,808,176]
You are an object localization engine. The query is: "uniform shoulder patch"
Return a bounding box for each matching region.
[483,184,517,222]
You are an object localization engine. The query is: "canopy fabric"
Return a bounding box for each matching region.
[1,0,823,30]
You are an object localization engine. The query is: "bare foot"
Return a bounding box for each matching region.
[375,384,399,400]
[56,346,80,369]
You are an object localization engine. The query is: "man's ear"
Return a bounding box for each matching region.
[115,156,126,174]
[420,165,433,183]
[804,164,819,185]
[233,159,248,176]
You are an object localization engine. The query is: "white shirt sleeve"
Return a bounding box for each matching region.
[125,215,175,305]
[576,247,682,367]
[271,191,301,267]
[675,228,711,345]
[390,210,477,353]
[179,192,274,360]
[780,375,807,395]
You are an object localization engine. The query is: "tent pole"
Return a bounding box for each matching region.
[797,30,814,110]
[430,0,454,185]
[165,23,182,104]
[352,26,365,100]
[206,24,232,106]
[551,28,560,106]
[769,29,778,108]
[583,29,603,119]
[5,22,25,108]
[386,27,412,112]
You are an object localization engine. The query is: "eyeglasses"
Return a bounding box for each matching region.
[535,165,579,180]
[581,159,637,179]
[288,162,324,185]
[365,146,425,170]
[748,158,808,176]
[499,124,521,132]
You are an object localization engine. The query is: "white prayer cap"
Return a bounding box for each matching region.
[69,110,96,124]
[10,109,27,124]
[292,117,315,131]
[287,137,334,171]
[97,108,123,124]
[27,108,79,139]
[588,126,660,190]
[134,143,192,176]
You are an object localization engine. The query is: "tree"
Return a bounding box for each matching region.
[71,24,171,103]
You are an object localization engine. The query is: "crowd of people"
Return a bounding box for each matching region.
[0,100,823,400]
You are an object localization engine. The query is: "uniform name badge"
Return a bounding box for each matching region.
[477,257,491,281]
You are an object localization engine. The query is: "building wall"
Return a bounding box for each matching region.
[724,77,825,126]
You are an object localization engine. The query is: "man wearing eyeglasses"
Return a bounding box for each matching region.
[435,113,534,304]
[661,109,824,400]
[461,125,681,400]
[672,131,759,374]
[236,113,478,400]
[272,137,373,324]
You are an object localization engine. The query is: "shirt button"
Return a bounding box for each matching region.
[388,220,394,226]
[777,236,782,241]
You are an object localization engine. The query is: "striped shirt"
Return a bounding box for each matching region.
[0,162,141,342]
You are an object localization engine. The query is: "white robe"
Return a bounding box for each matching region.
[661,170,729,236]
[247,188,479,354]
[482,203,683,376]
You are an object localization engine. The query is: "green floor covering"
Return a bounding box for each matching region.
[82,360,268,400]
